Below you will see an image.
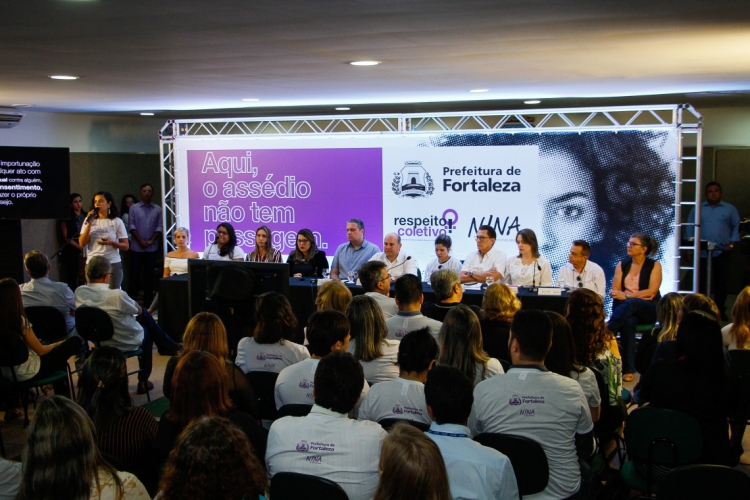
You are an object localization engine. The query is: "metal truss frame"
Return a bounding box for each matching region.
[159,104,703,292]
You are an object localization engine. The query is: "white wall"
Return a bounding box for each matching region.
[696,107,750,147]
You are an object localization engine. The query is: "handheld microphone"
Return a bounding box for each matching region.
[85,211,97,224]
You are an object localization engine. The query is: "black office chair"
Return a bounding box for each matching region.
[245,371,280,422]
[657,464,750,500]
[474,432,549,498]
[378,418,430,432]
[277,403,313,418]
[75,306,150,401]
[270,472,349,500]
[24,306,69,343]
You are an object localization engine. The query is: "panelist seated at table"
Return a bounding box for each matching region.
[460,225,507,285]
[556,240,606,297]
[504,228,553,287]
[163,227,200,276]
[287,228,329,277]
[330,218,380,281]
[368,232,418,280]
[423,234,463,283]
[246,225,282,263]
[202,223,246,261]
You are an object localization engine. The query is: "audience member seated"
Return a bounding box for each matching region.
[479,282,520,363]
[346,295,400,384]
[75,256,181,394]
[0,278,82,400]
[469,310,595,500]
[359,260,398,319]
[0,458,21,500]
[374,423,453,500]
[651,292,721,364]
[358,327,437,427]
[76,346,158,492]
[266,351,388,500]
[422,268,475,322]
[385,274,442,342]
[287,228,329,277]
[634,292,682,374]
[368,232,418,279]
[545,312,601,423]
[438,304,503,386]
[20,250,76,334]
[638,310,732,466]
[154,351,266,472]
[16,396,149,499]
[330,218,380,281]
[315,279,352,313]
[722,285,750,350]
[424,365,519,500]
[423,234,463,283]
[275,310,368,414]
[566,288,623,435]
[235,292,309,374]
[164,312,258,418]
[157,416,267,500]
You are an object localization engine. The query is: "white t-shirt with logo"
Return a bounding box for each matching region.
[266,405,388,500]
[83,217,128,264]
[235,337,310,374]
[385,311,442,342]
[469,366,593,500]
[348,339,400,384]
[274,358,370,411]
[357,377,431,426]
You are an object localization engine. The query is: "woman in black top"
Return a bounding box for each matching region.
[287,228,328,277]
[58,193,86,290]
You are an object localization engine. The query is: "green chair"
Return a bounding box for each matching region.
[141,396,170,419]
[620,407,702,497]
[657,464,750,500]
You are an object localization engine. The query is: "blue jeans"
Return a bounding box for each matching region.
[607,298,656,374]
[135,309,180,382]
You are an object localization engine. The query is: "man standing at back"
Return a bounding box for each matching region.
[330,218,379,281]
[128,183,162,307]
[469,310,594,500]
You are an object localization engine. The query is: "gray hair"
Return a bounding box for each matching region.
[430,269,460,301]
[85,256,111,281]
[347,218,364,230]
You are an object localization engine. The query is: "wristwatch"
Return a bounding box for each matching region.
[468,271,474,278]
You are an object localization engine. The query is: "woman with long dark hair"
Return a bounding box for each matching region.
[16,395,149,500]
[504,228,553,287]
[437,304,503,386]
[79,191,129,289]
[0,278,82,400]
[346,294,400,384]
[246,225,282,263]
[76,346,158,491]
[58,192,86,290]
[287,228,328,277]
[119,194,137,232]
[202,223,245,261]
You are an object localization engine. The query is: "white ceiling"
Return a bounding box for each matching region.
[1,0,749,114]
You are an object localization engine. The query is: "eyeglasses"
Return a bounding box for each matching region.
[379,274,392,282]
[626,241,643,247]
[475,236,490,241]
[216,230,229,236]
[297,239,309,244]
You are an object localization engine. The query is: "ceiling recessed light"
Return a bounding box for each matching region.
[241,98,260,102]
[350,61,380,66]
[524,100,541,104]
[140,112,155,116]
[469,89,489,93]
[49,75,79,80]
[335,107,350,111]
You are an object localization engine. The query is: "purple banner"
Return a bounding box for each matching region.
[187,148,383,256]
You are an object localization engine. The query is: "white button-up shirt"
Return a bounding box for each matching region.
[266,404,388,500]
[368,251,418,279]
[364,292,399,319]
[20,277,76,332]
[462,246,508,278]
[424,256,463,283]
[235,338,310,374]
[385,311,442,342]
[358,377,431,426]
[556,261,606,298]
[504,256,553,287]
[74,283,143,352]
[426,422,520,500]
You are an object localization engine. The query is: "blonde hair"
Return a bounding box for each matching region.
[656,292,683,342]
[346,295,388,362]
[316,280,352,313]
[438,304,490,384]
[481,283,521,322]
[729,286,750,349]
[182,312,229,365]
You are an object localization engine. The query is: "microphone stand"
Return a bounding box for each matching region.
[529,259,541,292]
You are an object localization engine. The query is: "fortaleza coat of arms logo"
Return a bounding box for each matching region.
[392,161,434,198]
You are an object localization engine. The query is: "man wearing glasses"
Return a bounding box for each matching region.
[556,240,606,298]
[460,225,507,284]
[359,261,398,319]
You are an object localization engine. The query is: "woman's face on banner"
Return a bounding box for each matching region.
[538,150,603,269]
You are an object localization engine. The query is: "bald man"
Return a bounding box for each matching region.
[368,232,418,280]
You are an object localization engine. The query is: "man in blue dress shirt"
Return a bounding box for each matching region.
[686,182,741,319]
[128,183,162,307]
[330,218,379,281]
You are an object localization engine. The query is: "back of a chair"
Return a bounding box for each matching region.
[75,306,115,344]
[270,472,349,500]
[378,418,430,432]
[0,332,30,371]
[624,407,703,467]
[277,404,313,418]
[245,371,280,421]
[24,306,68,343]
[658,464,750,500]
[473,432,549,497]
[729,350,750,382]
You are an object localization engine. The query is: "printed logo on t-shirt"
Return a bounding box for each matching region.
[509,394,545,405]
[392,404,423,416]
[299,379,313,389]
[520,409,535,416]
[395,330,408,338]
[509,395,522,406]
[256,353,283,361]
[305,455,322,464]
[393,404,404,415]
[296,441,310,452]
